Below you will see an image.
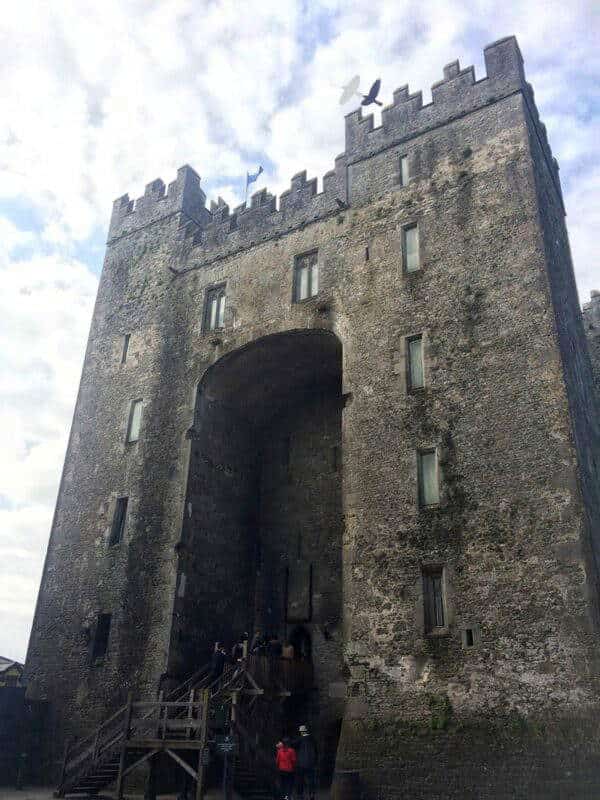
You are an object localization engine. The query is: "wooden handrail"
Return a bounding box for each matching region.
[58,658,244,793]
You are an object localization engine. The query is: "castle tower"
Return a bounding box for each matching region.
[584,290,600,401]
[25,37,600,797]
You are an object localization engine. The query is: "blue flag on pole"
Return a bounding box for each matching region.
[246,165,264,188]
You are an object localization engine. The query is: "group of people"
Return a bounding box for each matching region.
[275,725,317,800]
[208,633,317,799]
[210,630,299,679]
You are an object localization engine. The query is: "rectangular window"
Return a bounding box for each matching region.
[121,334,130,364]
[399,155,410,187]
[294,251,319,302]
[422,568,445,632]
[403,224,420,272]
[407,335,425,390]
[204,286,226,331]
[92,613,111,661]
[109,497,128,546]
[417,449,439,506]
[126,399,143,443]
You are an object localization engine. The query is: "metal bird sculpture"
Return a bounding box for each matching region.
[362,79,382,107]
[339,75,361,105]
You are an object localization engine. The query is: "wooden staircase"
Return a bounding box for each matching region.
[56,657,312,799]
[57,663,239,798]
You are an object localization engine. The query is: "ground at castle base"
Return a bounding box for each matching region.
[0,790,331,800]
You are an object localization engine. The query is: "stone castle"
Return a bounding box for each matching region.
[24,36,600,798]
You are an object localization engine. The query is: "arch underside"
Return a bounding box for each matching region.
[173,329,345,768]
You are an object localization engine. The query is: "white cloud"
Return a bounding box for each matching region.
[0,244,97,661]
[0,0,598,661]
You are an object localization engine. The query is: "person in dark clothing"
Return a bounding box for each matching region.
[210,642,227,679]
[231,633,248,662]
[249,629,264,654]
[267,634,283,659]
[295,725,317,800]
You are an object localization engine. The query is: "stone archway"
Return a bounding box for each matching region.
[170,328,345,778]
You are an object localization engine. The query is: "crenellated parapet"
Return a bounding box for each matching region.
[345,36,527,162]
[583,291,600,327]
[108,36,561,262]
[173,154,349,269]
[108,165,212,241]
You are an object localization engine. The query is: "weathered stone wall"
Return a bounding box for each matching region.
[583,291,600,403]
[258,389,345,765]
[25,35,600,795]
[170,396,259,677]
[24,212,193,775]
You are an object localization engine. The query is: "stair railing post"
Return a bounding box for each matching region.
[195,689,209,800]
[186,688,194,739]
[157,690,166,740]
[116,692,134,800]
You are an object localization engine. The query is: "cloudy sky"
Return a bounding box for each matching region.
[1,1,598,663]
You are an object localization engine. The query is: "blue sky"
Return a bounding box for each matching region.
[0,0,598,662]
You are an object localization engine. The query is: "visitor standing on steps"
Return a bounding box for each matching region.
[210,642,227,680]
[250,629,264,654]
[231,632,248,662]
[295,725,317,800]
[276,737,297,800]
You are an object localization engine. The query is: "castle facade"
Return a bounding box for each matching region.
[25,37,600,798]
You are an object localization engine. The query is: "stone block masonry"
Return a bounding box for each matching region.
[25,35,600,797]
[584,291,600,404]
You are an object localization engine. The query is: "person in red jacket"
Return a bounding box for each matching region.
[275,738,297,800]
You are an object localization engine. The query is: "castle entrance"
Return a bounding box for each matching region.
[172,329,345,782]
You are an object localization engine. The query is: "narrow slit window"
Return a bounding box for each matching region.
[331,445,340,473]
[294,252,319,301]
[204,285,226,331]
[109,497,128,546]
[92,613,111,661]
[126,399,143,443]
[399,155,410,187]
[417,449,439,506]
[407,335,425,390]
[121,334,130,364]
[403,224,420,272]
[422,568,445,632]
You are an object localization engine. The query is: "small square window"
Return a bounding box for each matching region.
[407,335,425,391]
[121,334,130,364]
[403,224,420,273]
[294,251,319,302]
[422,567,445,633]
[92,613,111,661]
[417,449,439,507]
[109,497,128,546]
[399,155,410,187]
[126,400,143,443]
[203,285,226,331]
[461,625,480,649]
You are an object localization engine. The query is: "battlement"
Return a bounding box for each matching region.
[344,36,526,160]
[107,36,559,259]
[108,165,212,240]
[583,291,600,326]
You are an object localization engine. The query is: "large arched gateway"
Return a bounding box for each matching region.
[169,329,345,775]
